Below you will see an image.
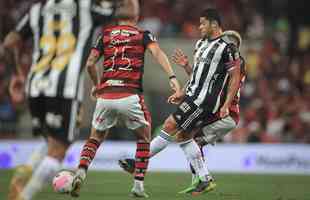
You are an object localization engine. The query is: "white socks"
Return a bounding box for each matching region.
[21,156,61,200]
[149,130,173,157]
[133,179,144,191]
[179,139,210,182]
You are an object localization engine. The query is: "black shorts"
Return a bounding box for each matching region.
[172,96,207,132]
[28,97,81,145]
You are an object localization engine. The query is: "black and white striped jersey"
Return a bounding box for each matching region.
[186,35,240,114]
[16,0,115,100]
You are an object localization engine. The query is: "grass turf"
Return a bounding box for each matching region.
[1,170,309,200]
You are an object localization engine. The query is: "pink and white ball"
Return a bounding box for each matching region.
[53,170,74,193]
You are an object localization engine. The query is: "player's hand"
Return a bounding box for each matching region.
[219,104,230,118]
[167,90,184,104]
[90,86,99,100]
[172,49,189,68]
[9,73,25,105]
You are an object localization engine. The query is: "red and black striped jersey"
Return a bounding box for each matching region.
[92,25,156,93]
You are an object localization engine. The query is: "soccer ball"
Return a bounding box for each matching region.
[52,170,75,193]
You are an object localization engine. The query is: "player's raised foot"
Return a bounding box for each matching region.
[8,165,33,200]
[118,158,135,174]
[130,188,149,198]
[191,178,217,196]
[70,169,86,198]
[178,176,200,194]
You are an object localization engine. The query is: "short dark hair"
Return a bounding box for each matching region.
[200,8,221,26]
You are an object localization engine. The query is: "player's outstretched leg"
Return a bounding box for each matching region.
[71,137,101,197]
[70,128,107,197]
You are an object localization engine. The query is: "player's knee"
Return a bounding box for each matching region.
[90,128,108,142]
[135,125,151,143]
[163,116,177,133]
[137,134,150,143]
[175,132,192,142]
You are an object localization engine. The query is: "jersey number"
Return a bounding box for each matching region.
[33,33,76,72]
[106,46,132,71]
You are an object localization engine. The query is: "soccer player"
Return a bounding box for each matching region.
[173,30,246,194]
[3,1,118,200]
[119,8,242,196]
[69,0,182,198]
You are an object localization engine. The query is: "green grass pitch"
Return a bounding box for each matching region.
[1,170,309,200]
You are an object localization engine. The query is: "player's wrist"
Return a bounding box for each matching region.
[169,75,177,80]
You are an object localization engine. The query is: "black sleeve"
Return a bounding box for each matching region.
[90,0,116,27]
[222,43,240,71]
[92,34,104,53]
[15,12,32,40]
[143,31,157,48]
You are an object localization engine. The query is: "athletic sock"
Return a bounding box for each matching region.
[179,139,210,182]
[78,138,100,171]
[150,130,173,157]
[21,156,60,200]
[134,142,150,183]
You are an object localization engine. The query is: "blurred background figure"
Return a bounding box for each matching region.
[1,0,118,200]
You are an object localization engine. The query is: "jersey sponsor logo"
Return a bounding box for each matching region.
[110,29,139,37]
[110,39,130,46]
[106,79,125,86]
[196,56,212,65]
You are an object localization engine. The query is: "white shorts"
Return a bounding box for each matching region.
[92,94,151,131]
[201,116,236,144]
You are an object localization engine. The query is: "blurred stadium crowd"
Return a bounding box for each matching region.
[0,0,310,143]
